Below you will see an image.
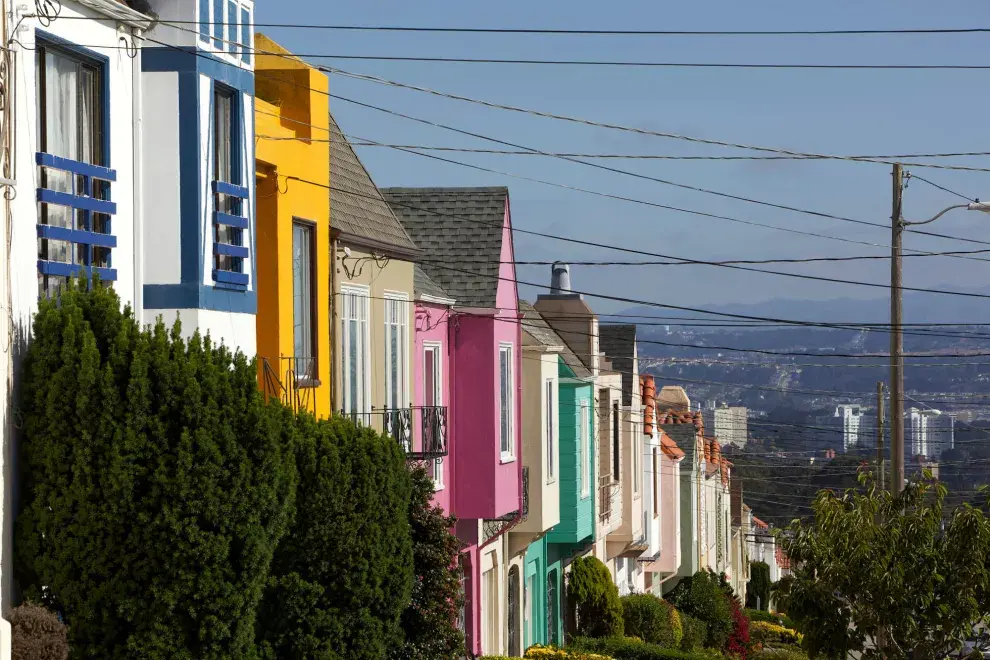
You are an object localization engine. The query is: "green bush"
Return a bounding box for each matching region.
[746,562,771,611]
[621,594,681,648]
[570,635,723,659]
[15,281,297,659]
[10,602,69,660]
[667,573,733,649]
[678,615,705,652]
[257,414,415,659]
[390,464,465,659]
[567,557,624,638]
[749,648,808,660]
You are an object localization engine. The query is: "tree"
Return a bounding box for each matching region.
[667,571,733,649]
[776,472,990,660]
[15,281,297,659]
[566,556,624,639]
[747,561,771,611]
[390,464,465,659]
[257,414,414,659]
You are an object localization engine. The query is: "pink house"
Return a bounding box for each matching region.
[384,187,522,656]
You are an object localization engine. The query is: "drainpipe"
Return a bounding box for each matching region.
[329,234,337,411]
[131,27,143,318]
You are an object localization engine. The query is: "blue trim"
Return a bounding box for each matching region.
[143,283,257,313]
[177,71,201,285]
[214,211,248,229]
[36,153,116,181]
[212,180,248,198]
[38,189,116,215]
[212,269,248,286]
[214,242,249,258]
[38,261,117,281]
[37,224,116,248]
[141,47,254,94]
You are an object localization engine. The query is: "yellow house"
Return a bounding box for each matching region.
[254,34,331,417]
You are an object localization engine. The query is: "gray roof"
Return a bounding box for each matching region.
[520,300,592,379]
[414,265,452,301]
[599,324,636,405]
[381,187,509,308]
[328,113,420,257]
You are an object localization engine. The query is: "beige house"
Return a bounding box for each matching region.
[329,113,419,436]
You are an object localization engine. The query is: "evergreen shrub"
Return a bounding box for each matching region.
[567,557,624,639]
[621,594,682,648]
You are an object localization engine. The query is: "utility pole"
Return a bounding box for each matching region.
[890,164,905,495]
[877,381,885,492]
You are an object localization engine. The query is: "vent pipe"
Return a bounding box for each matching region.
[550,262,571,294]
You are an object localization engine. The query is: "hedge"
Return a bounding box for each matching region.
[620,594,681,649]
[678,615,705,652]
[567,557,623,638]
[667,572,733,649]
[749,621,802,648]
[15,281,297,659]
[570,636,725,659]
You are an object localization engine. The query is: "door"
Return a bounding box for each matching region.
[508,566,520,656]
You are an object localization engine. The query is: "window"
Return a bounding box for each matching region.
[292,221,316,380]
[198,0,253,63]
[199,0,210,42]
[633,434,640,495]
[384,294,409,411]
[212,85,243,277]
[424,343,443,488]
[240,7,252,64]
[212,0,223,48]
[36,43,110,298]
[653,448,659,517]
[546,379,554,482]
[525,574,534,647]
[499,344,514,459]
[227,0,238,55]
[612,402,620,481]
[482,567,498,654]
[341,285,370,419]
[580,403,590,497]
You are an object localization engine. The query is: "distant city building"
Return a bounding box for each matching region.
[929,413,955,457]
[702,402,748,449]
[906,407,954,459]
[835,405,865,453]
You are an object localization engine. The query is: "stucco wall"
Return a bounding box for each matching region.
[515,349,559,535]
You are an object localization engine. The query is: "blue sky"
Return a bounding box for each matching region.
[256,0,990,312]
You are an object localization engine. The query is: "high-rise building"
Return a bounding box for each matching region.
[906,407,944,459]
[835,405,864,453]
[702,404,748,449]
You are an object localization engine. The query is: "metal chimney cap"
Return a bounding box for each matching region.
[550,262,572,294]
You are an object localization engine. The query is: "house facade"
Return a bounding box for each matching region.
[383,186,522,658]
[254,35,331,417]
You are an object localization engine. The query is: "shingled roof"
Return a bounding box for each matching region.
[520,300,592,379]
[328,113,420,257]
[381,187,509,308]
[414,265,453,302]
[598,324,636,405]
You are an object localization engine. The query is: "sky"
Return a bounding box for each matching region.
[255,1,990,313]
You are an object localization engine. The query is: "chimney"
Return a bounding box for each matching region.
[550,262,572,294]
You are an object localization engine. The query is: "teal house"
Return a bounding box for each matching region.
[517,301,596,649]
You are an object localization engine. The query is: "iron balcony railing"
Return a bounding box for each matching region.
[262,356,318,416]
[521,466,529,520]
[338,406,448,460]
[599,475,613,524]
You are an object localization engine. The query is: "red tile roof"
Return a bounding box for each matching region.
[658,409,705,434]
[753,517,769,529]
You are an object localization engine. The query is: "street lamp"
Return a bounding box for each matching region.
[890,162,990,494]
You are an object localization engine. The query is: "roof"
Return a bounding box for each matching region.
[382,187,509,308]
[519,300,592,379]
[414,265,453,302]
[658,410,705,434]
[776,545,792,570]
[660,433,685,460]
[753,517,769,529]
[657,385,691,412]
[598,324,636,405]
[328,113,420,257]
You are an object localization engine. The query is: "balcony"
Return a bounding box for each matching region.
[337,408,417,454]
[36,152,118,291]
[599,475,617,524]
[409,406,448,460]
[262,356,318,416]
[212,179,250,290]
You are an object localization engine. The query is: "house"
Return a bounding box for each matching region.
[383,187,522,658]
[638,375,685,594]
[511,300,596,651]
[730,480,750,602]
[750,517,781,584]
[328,113,420,445]
[702,438,732,579]
[598,324,646,594]
[254,35,331,417]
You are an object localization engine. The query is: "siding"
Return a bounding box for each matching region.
[547,380,594,544]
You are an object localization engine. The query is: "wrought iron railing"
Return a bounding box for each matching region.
[599,474,614,524]
[521,466,529,520]
[339,408,413,452]
[408,406,448,459]
[482,510,519,544]
[262,356,317,416]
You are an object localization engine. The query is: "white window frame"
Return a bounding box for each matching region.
[633,433,640,495]
[580,402,590,497]
[546,378,555,483]
[384,291,410,413]
[424,341,444,490]
[499,342,515,462]
[340,284,371,420]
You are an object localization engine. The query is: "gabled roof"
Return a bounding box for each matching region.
[660,433,685,460]
[381,187,510,308]
[328,113,420,257]
[414,265,453,302]
[519,300,592,379]
[598,324,636,405]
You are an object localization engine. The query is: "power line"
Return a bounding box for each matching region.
[908,172,979,203]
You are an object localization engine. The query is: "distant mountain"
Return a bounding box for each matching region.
[619,286,990,326]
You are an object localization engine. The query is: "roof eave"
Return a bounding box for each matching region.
[334,230,423,261]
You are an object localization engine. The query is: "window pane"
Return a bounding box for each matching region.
[424,349,435,407]
[44,50,79,161]
[214,89,232,184]
[390,327,398,408]
[227,1,238,54]
[212,0,223,48]
[348,317,358,413]
[241,7,251,64]
[292,223,313,376]
[500,349,510,454]
[199,0,210,42]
